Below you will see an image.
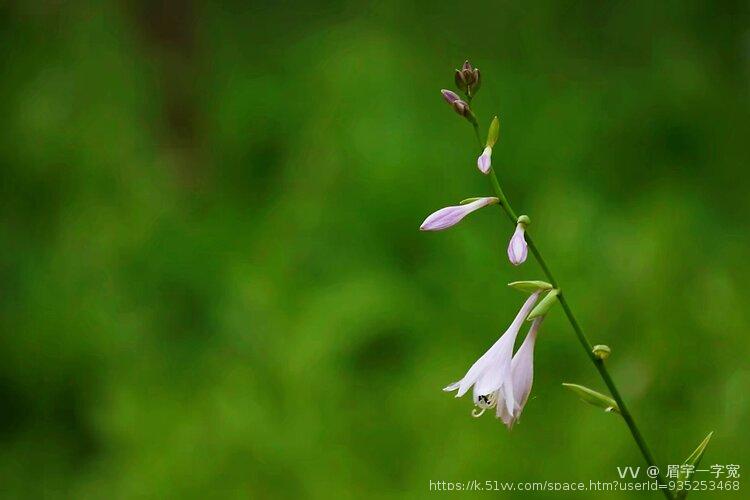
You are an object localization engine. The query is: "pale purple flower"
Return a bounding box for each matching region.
[443,292,541,419]
[497,317,544,429]
[477,146,492,174]
[420,197,498,231]
[507,222,528,265]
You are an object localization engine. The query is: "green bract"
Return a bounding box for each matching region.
[527,289,559,320]
[508,281,553,294]
[486,116,500,147]
[562,383,620,414]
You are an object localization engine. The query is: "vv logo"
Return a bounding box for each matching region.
[617,467,641,479]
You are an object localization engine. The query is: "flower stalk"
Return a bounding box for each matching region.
[469,115,673,500]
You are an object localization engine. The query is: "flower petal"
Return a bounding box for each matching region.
[507,316,544,426]
[420,197,497,231]
[507,224,528,265]
[448,292,540,398]
[477,146,492,174]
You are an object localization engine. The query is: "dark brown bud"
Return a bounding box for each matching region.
[454,69,467,92]
[468,68,481,97]
[452,99,469,116]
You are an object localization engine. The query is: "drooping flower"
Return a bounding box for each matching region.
[507,215,529,265]
[443,292,541,419]
[497,317,544,429]
[420,197,498,231]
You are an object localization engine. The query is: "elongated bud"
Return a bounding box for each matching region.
[420,197,498,231]
[508,280,553,293]
[470,68,481,95]
[562,383,620,414]
[452,99,469,116]
[454,70,468,93]
[441,89,460,105]
[592,345,611,360]
[527,289,559,320]
[440,89,476,124]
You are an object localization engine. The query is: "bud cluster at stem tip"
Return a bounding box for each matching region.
[455,60,481,98]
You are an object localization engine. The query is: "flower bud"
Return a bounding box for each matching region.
[420,197,498,231]
[441,89,460,105]
[470,68,481,96]
[477,146,492,174]
[454,69,468,93]
[592,345,611,360]
[452,99,469,116]
[455,60,481,98]
[461,60,476,84]
[507,216,530,265]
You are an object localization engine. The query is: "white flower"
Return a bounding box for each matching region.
[443,292,541,420]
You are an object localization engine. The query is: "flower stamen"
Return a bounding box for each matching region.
[472,392,498,417]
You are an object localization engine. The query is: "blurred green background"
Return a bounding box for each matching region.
[1,1,748,498]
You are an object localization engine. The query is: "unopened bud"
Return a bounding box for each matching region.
[454,60,481,98]
[592,345,611,360]
[470,68,481,96]
[441,89,460,105]
[441,89,476,124]
[452,99,469,116]
[454,70,467,93]
[461,60,476,86]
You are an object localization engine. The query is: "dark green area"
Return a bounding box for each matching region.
[0,1,748,498]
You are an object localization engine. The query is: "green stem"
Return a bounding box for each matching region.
[471,124,672,499]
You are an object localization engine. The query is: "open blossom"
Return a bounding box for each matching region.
[497,317,544,428]
[443,292,541,421]
[420,197,497,231]
[507,221,528,265]
[476,146,492,174]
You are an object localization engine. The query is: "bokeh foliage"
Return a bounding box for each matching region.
[0,1,748,498]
